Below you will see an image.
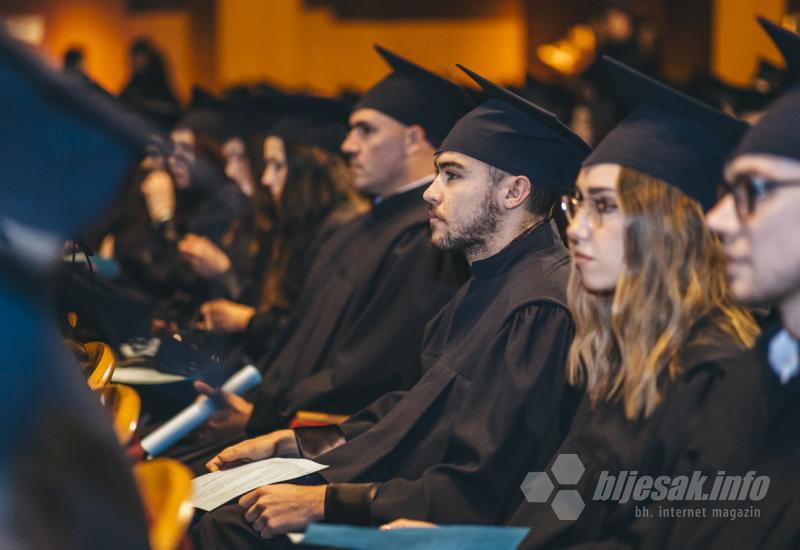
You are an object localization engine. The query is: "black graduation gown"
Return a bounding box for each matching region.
[646,325,800,550]
[506,325,759,550]
[57,179,251,345]
[136,182,250,303]
[292,220,574,526]
[240,202,363,363]
[245,184,468,433]
[190,221,574,549]
[0,272,150,549]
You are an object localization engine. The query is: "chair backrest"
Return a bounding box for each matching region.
[134,459,194,550]
[289,409,350,428]
[98,383,141,446]
[85,341,116,390]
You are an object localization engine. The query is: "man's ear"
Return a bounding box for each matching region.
[502,175,532,210]
[405,124,428,155]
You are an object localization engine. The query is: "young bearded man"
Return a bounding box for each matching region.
[191,66,590,548]
[179,46,471,466]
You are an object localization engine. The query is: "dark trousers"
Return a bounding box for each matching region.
[191,473,327,549]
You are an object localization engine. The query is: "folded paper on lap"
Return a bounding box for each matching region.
[192,458,328,511]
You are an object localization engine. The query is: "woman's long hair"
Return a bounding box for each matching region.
[258,142,365,311]
[567,166,759,419]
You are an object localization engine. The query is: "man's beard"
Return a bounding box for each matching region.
[432,190,502,257]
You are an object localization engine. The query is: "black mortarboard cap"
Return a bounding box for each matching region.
[733,18,800,163]
[269,94,352,154]
[354,45,473,148]
[758,16,800,76]
[219,93,275,144]
[438,65,590,193]
[0,28,150,243]
[584,57,748,211]
[176,85,226,143]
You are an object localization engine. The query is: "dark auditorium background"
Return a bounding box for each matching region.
[1,0,798,103]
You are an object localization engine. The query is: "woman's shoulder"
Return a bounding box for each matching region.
[678,312,755,377]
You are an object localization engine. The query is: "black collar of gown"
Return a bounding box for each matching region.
[470,219,556,280]
[369,180,431,223]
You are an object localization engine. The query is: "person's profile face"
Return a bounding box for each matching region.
[707,154,800,305]
[424,151,503,255]
[223,138,255,197]
[340,108,407,196]
[261,136,288,200]
[168,129,195,190]
[566,164,625,293]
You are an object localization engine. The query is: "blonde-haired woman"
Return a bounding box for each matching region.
[505,59,762,549]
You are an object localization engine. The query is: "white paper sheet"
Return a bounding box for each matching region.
[192,458,328,511]
[111,367,186,385]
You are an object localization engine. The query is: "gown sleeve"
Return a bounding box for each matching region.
[324,303,574,526]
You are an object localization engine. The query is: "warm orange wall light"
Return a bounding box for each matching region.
[217,0,528,94]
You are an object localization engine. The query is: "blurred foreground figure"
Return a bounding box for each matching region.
[651,17,800,550]
[0,28,151,549]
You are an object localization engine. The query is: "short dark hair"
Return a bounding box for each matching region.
[64,47,84,69]
[486,165,558,218]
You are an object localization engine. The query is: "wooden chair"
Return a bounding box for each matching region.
[134,459,194,550]
[85,341,116,390]
[289,410,350,428]
[98,383,141,446]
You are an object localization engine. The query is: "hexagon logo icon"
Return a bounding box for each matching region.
[551,453,585,485]
[520,471,555,503]
[520,453,587,520]
[551,489,585,521]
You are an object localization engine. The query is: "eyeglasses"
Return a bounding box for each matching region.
[560,191,620,228]
[722,174,800,218]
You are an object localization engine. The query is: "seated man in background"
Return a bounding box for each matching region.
[182,45,472,461]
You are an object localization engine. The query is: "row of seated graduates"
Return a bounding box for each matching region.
[58,82,370,424]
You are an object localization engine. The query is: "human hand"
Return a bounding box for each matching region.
[140,170,175,222]
[380,519,438,530]
[199,299,255,333]
[205,429,299,472]
[177,234,231,277]
[239,484,326,538]
[194,380,254,440]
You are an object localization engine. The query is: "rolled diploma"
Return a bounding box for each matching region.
[140,364,262,457]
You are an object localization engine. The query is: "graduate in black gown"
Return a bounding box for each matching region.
[190,66,589,547]
[503,58,761,549]
[57,94,252,346]
[196,96,367,363]
[642,18,800,550]
[0,28,150,549]
[185,45,472,448]
[174,92,275,306]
